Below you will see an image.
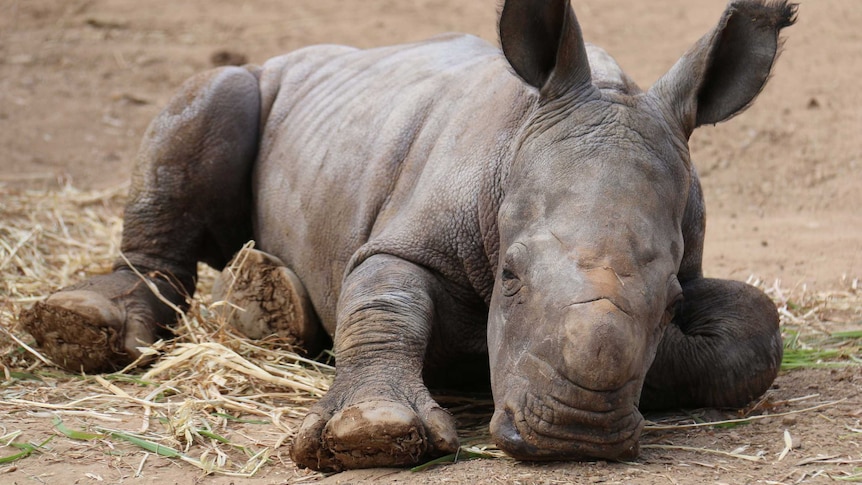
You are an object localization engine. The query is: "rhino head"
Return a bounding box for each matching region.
[488,0,795,460]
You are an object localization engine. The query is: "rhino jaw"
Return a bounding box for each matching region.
[488,361,645,462]
[490,407,641,462]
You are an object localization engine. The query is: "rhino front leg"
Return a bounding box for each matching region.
[640,278,782,410]
[21,66,261,372]
[291,254,459,471]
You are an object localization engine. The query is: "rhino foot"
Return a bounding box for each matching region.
[20,269,185,373]
[212,248,325,355]
[291,392,458,471]
[641,277,782,410]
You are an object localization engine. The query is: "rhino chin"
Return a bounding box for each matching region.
[489,367,644,462]
[489,404,642,462]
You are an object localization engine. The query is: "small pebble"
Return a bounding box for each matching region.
[211,50,249,67]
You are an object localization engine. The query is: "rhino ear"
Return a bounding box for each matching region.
[650,0,797,136]
[499,0,592,97]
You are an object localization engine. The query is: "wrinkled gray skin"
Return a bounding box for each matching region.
[23,0,796,472]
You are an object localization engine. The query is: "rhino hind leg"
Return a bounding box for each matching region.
[212,247,327,355]
[640,278,783,411]
[21,66,261,373]
[290,254,459,471]
[21,269,186,373]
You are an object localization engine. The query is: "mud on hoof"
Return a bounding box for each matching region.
[212,248,325,354]
[290,399,459,472]
[20,269,185,373]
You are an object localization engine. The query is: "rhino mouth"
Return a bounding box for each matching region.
[490,355,644,461]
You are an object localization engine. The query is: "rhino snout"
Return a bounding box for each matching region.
[561,297,647,392]
[488,297,654,461]
[489,355,645,461]
[489,392,642,461]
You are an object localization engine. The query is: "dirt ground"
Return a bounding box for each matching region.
[1,0,861,483]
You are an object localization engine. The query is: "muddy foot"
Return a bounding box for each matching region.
[20,269,186,373]
[290,390,459,471]
[212,248,325,354]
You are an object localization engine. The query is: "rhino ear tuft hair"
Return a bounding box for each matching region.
[650,0,798,136]
[499,0,592,98]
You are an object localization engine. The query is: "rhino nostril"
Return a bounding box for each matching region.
[496,410,521,443]
[490,408,537,458]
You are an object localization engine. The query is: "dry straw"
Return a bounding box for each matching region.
[1,184,332,477]
[1,184,860,478]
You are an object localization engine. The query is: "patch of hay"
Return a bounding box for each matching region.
[1,184,332,478]
[752,276,862,370]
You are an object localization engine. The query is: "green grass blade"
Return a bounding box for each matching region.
[712,419,751,429]
[6,371,43,381]
[97,430,227,474]
[197,429,230,444]
[834,470,862,482]
[52,417,104,440]
[411,447,499,472]
[0,436,54,464]
[100,429,183,458]
[210,412,269,425]
[102,374,157,386]
[0,447,33,464]
[831,330,862,339]
[781,346,861,370]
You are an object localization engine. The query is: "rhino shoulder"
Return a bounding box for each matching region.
[257,45,360,124]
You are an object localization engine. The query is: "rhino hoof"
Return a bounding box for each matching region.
[213,248,324,354]
[20,272,166,373]
[291,399,458,471]
[325,401,427,468]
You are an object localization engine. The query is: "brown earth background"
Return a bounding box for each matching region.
[1,0,861,484]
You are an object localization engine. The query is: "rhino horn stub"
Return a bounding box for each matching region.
[499,0,592,99]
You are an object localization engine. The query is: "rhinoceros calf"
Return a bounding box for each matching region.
[22,0,795,471]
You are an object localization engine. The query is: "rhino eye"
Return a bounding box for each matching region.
[500,268,523,297]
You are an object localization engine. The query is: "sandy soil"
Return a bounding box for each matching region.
[1,0,861,483]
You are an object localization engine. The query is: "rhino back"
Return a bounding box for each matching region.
[253,34,533,333]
